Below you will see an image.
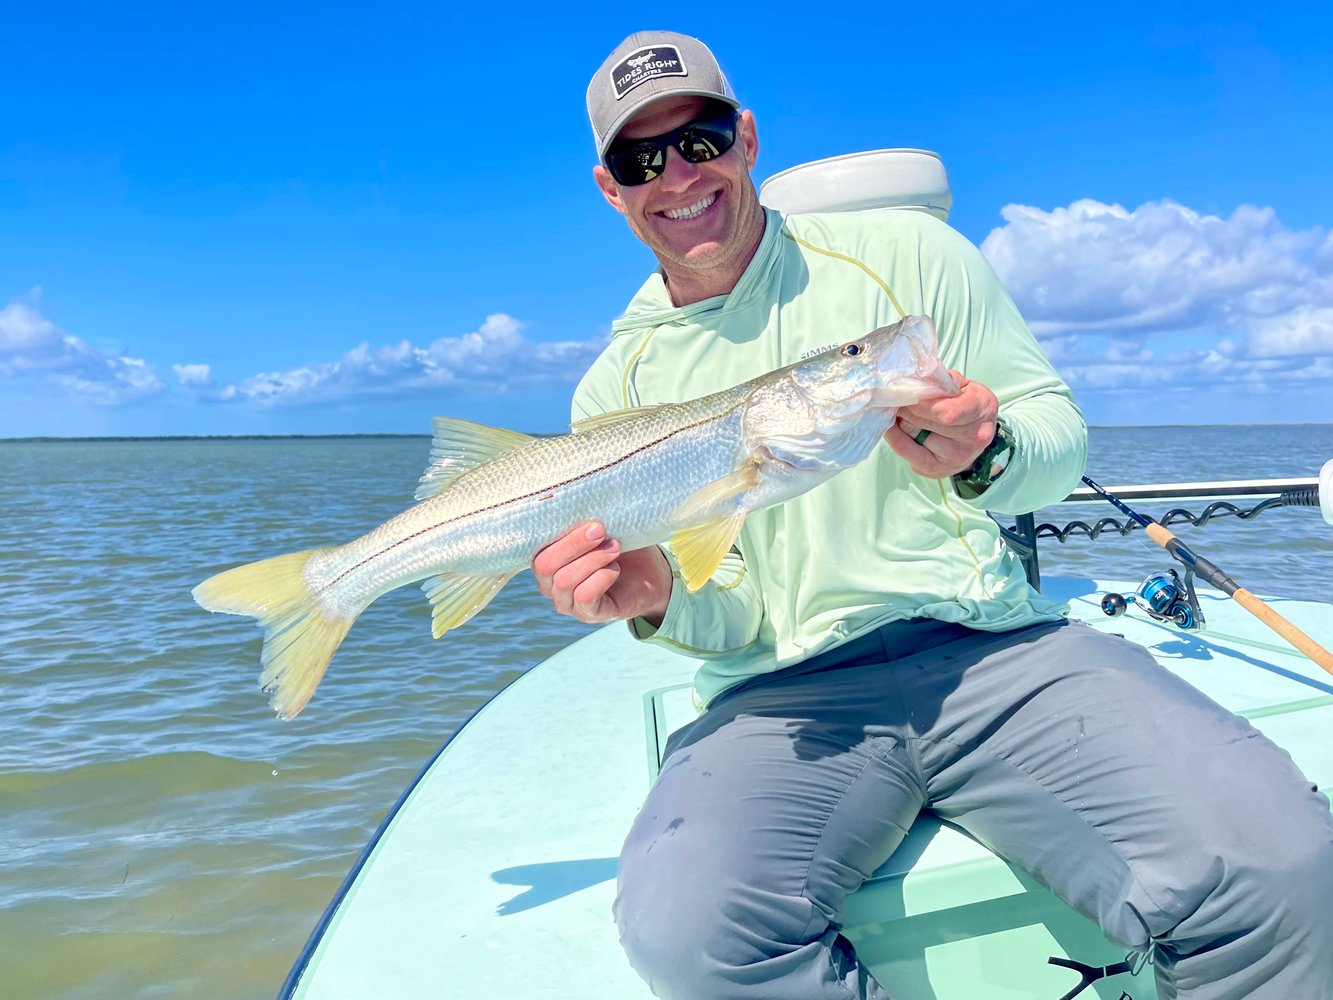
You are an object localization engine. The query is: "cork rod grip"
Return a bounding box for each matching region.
[1142,521,1333,675]
[1144,523,1175,547]
[1231,588,1333,675]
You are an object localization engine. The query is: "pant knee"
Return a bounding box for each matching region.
[1245,832,1333,931]
[614,860,733,998]
[614,838,830,999]
[1150,821,1333,955]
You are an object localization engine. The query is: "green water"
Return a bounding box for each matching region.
[1,427,1330,998]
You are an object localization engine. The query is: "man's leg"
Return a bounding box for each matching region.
[614,631,936,1000]
[916,621,1333,999]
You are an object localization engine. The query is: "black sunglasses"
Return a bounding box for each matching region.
[604,107,740,187]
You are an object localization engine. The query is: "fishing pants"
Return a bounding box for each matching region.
[614,619,1333,999]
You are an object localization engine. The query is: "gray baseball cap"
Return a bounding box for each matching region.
[586,31,739,157]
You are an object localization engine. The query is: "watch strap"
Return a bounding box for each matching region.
[953,418,1014,499]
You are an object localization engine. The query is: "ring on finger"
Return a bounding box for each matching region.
[913,428,931,446]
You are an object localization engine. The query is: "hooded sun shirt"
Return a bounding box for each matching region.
[571,207,1087,707]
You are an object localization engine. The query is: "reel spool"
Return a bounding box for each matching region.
[1101,569,1205,631]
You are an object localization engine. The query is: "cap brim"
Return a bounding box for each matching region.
[597,89,741,157]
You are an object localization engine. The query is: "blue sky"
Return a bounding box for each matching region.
[3,3,1331,437]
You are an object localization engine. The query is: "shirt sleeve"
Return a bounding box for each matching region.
[627,545,764,657]
[916,219,1088,515]
[571,349,767,657]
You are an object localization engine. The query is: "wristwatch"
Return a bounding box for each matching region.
[953,418,1015,499]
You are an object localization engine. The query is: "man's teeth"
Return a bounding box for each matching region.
[662,193,717,220]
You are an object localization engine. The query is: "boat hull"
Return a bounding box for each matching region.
[281,576,1333,999]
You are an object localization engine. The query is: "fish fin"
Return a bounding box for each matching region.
[670,514,747,593]
[416,418,537,500]
[193,549,354,720]
[422,571,516,639]
[674,461,761,524]
[569,404,665,434]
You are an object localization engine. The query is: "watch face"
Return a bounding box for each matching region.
[955,420,1013,497]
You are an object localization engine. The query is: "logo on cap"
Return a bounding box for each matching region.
[611,44,687,100]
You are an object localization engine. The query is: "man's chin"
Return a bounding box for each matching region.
[661,239,731,269]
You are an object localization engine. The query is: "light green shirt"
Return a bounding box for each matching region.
[571,207,1087,706]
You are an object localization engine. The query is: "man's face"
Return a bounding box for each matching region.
[594,95,763,285]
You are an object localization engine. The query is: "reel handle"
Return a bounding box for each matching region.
[1100,593,1128,617]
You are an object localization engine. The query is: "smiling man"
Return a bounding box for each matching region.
[592,91,765,306]
[531,30,1333,1000]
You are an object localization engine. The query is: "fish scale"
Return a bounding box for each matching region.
[306,387,753,619]
[193,315,957,718]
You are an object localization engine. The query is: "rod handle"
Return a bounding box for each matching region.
[1232,588,1333,675]
[1144,523,1176,547]
[1145,521,1333,673]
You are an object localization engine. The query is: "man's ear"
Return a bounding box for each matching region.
[739,110,759,170]
[593,165,626,215]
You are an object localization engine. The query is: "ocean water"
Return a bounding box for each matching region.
[1,426,1330,999]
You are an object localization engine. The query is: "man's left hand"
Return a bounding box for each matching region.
[884,370,998,479]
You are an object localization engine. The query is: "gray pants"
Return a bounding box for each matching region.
[614,619,1333,999]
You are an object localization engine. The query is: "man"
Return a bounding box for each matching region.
[533,30,1333,1000]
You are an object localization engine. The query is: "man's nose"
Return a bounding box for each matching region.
[657,145,702,192]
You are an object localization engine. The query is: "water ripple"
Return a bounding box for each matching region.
[1,429,1329,998]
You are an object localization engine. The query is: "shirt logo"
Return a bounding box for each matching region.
[611,44,687,100]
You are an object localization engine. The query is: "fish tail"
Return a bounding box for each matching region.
[193,549,354,720]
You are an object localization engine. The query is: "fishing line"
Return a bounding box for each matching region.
[1080,475,1333,675]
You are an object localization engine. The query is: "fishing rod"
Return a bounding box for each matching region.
[1080,474,1333,676]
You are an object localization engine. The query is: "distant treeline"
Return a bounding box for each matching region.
[0,432,567,443]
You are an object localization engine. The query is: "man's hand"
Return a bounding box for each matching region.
[533,522,674,626]
[884,370,998,479]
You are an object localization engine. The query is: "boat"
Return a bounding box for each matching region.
[276,153,1333,1000]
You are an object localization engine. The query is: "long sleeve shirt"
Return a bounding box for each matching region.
[571,207,1087,706]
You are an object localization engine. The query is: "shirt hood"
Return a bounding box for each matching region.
[610,208,787,336]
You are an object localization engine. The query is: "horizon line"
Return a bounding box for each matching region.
[4,423,1333,444]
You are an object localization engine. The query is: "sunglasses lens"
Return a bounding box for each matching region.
[605,110,738,186]
[678,116,736,164]
[607,143,665,186]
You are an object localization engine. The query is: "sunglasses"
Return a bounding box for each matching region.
[604,107,740,187]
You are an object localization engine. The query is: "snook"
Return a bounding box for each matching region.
[194,315,957,718]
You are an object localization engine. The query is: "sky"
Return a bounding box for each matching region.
[3,3,1332,437]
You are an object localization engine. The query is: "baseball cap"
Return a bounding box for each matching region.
[586,31,739,157]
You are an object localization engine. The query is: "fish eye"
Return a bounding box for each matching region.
[841,342,864,357]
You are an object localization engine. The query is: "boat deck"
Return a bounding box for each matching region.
[283,578,1333,999]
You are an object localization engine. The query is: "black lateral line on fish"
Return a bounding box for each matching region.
[319,405,741,592]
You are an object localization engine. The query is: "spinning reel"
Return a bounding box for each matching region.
[1101,568,1206,632]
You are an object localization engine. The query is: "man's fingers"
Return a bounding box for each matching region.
[572,564,623,619]
[549,539,621,611]
[899,402,989,435]
[884,423,951,476]
[533,521,608,593]
[884,422,973,479]
[897,375,997,433]
[899,415,993,455]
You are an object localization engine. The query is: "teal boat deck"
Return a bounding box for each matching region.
[283,576,1332,1000]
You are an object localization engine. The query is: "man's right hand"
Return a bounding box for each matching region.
[533,522,673,627]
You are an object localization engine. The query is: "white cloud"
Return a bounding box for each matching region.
[0,292,163,402]
[172,363,212,386]
[221,313,605,406]
[979,199,1333,394]
[1248,307,1333,357]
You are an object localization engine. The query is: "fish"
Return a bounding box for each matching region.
[193,314,958,719]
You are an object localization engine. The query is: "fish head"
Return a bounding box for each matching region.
[789,315,956,409]
[742,315,958,471]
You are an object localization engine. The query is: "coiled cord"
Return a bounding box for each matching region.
[1034,492,1315,543]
